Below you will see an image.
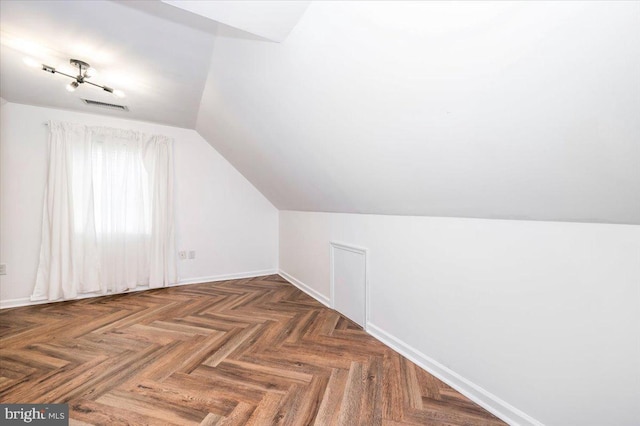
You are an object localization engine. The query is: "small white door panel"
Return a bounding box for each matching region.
[330,242,367,328]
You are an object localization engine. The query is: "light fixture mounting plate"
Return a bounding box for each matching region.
[70,58,90,69]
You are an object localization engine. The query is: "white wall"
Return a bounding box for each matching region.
[0,102,278,306]
[279,210,640,426]
[199,1,640,224]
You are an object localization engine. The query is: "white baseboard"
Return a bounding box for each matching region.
[0,269,278,310]
[278,269,331,307]
[0,297,34,309]
[366,323,543,426]
[3,289,152,309]
[178,269,278,286]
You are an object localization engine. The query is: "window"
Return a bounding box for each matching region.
[72,133,152,236]
[33,121,177,302]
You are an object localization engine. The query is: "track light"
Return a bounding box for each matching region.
[39,58,125,98]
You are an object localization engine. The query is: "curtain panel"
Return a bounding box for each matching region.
[32,121,177,301]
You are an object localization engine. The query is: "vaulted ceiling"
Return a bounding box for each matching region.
[1,1,639,224]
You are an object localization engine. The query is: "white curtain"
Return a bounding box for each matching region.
[32,121,177,301]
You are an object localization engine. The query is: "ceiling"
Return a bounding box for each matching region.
[0,0,216,128]
[198,1,640,224]
[0,0,311,128]
[1,1,639,224]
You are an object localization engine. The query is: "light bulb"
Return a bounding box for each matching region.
[113,89,125,98]
[84,67,97,78]
[66,81,79,92]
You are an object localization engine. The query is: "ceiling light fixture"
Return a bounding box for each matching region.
[40,58,125,98]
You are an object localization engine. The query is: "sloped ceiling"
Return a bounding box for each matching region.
[1,1,638,225]
[197,1,640,224]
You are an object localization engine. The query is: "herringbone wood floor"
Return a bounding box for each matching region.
[0,275,506,425]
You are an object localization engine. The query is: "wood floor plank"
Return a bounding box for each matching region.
[276,374,328,426]
[69,398,185,426]
[167,371,265,405]
[217,402,255,426]
[245,391,284,425]
[0,274,506,425]
[336,361,366,425]
[96,389,206,425]
[315,368,350,425]
[199,412,224,426]
[383,350,405,422]
[124,378,236,416]
[360,355,384,425]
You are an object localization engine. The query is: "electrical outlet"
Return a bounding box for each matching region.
[188,250,196,260]
[0,264,6,275]
[178,251,187,260]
